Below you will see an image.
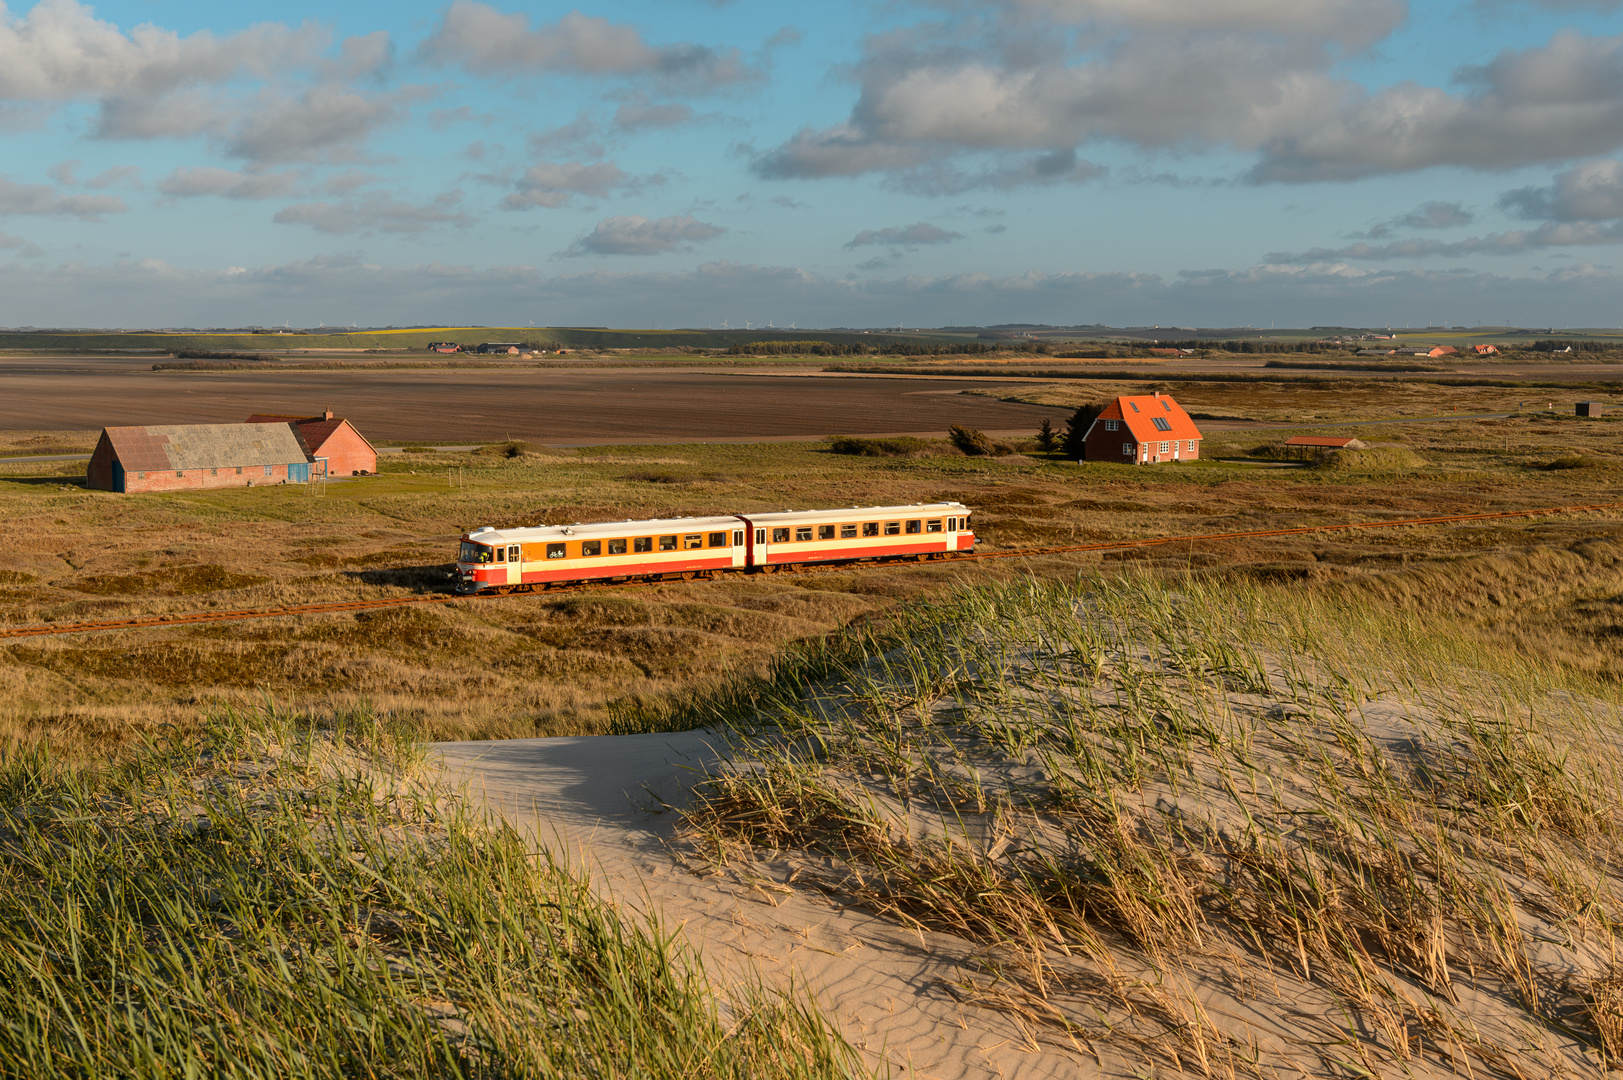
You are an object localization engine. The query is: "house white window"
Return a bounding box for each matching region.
[1104,419,1119,431]
[1186,440,1196,452]
[1122,442,1134,455]
[263,464,273,476]
[1159,441,1171,453]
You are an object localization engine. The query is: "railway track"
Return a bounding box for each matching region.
[1,500,1617,641]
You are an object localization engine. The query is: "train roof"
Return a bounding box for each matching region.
[741,502,967,525]
[463,515,744,544]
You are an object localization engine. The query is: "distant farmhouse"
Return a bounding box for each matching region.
[426,342,462,353]
[475,342,522,354]
[1083,392,1203,464]
[88,424,313,493]
[246,410,377,476]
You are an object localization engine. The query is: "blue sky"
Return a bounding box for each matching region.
[5,0,1623,328]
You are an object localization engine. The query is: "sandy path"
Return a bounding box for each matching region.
[431,734,1076,1080]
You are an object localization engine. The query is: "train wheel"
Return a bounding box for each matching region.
[760,564,778,574]
[678,571,697,581]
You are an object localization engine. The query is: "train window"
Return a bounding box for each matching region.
[509,545,521,561]
[906,520,921,534]
[863,522,878,537]
[755,529,766,544]
[608,539,626,555]
[772,528,790,542]
[925,520,942,533]
[818,525,835,540]
[634,537,652,553]
[733,531,744,545]
[947,517,957,531]
[795,527,813,542]
[495,547,505,563]
[659,535,678,551]
[884,522,900,535]
[582,540,601,557]
[707,532,727,547]
[840,524,857,538]
[547,543,566,559]
[684,534,703,550]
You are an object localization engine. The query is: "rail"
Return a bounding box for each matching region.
[1,500,1617,640]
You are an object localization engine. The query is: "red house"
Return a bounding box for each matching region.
[1082,392,1203,464]
[245,410,378,477]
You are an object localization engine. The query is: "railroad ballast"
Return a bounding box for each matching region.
[453,502,973,594]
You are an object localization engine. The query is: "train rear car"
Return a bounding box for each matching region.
[740,502,971,570]
[455,516,747,593]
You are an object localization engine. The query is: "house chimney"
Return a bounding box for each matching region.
[324,409,333,420]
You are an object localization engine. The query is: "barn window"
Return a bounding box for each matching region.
[1122,443,1133,455]
[795,527,812,542]
[684,534,703,550]
[818,525,835,540]
[264,464,273,476]
[1104,420,1119,431]
[659,535,678,551]
[608,539,627,555]
[634,537,652,553]
[210,469,218,477]
[176,471,184,478]
[546,543,566,559]
[863,522,879,536]
[707,532,727,547]
[906,520,921,534]
[926,519,942,533]
[884,522,900,535]
[772,528,790,542]
[581,540,601,556]
[137,472,146,479]
[840,524,857,538]
[235,467,243,475]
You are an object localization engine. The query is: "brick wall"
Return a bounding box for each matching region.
[121,461,301,493]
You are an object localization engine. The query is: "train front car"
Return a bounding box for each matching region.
[740,502,972,570]
[454,516,749,593]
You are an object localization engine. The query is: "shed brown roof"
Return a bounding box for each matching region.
[102,423,310,472]
[1282,436,1359,448]
[245,412,374,458]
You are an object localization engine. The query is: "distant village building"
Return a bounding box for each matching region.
[426,342,462,353]
[88,424,312,493]
[1474,344,1499,355]
[245,410,378,476]
[1428,346,1458,357]
[475,342,522,354]
[1082,391,1203,464]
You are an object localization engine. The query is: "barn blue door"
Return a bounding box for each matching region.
[111,460,126,492]
[289,462,310,483]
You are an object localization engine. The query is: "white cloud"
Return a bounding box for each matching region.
[1501,158,1623,221]
[272,191,472,234]
[0,175,124,220]
[0,229,41,256]
[562,214,725,255]
[845,223,962,248]
[224,87,405,163]
[419,2,753,90]
[502,160,657,209]
[157,167,300,200]
[1270,220,1623,261]
[613,98,694,132]
[1355,201,1474,239]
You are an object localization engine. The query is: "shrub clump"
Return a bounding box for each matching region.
[948,424,1015,456]
[1540,453,1610,470]
[826,435,948,457]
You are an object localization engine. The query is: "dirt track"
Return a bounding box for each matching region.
[0,356,1071,442]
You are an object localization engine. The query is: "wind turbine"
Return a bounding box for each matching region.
[721,318,730,329]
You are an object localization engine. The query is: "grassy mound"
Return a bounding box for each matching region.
[1318,444,1426,471]
[0,703,861,1079]
[680,575,1623,1077]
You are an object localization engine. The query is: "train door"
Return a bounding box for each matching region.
[505,544,523,584]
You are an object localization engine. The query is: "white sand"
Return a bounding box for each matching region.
[432,732,1079,1079]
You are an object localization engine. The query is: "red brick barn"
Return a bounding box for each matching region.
[246,411,378,477]
[88,424,314,493]
[1082,392,1204,464]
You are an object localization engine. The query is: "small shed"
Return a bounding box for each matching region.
[1081,391,1204,464]
[246,411,378,476]
[88,423,313,493]
[1577,402,1605,417]
[1281,435,1366,460]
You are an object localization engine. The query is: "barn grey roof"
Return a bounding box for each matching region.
[101,423,311,472]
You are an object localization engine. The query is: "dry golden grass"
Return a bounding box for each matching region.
[681,573,1623,1077]
[0,382,1617,757]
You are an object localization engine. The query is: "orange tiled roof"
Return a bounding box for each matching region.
[1095,393,1203,443]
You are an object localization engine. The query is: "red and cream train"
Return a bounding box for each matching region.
[453,502,973,594]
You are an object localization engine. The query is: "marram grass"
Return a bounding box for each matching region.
[0,702,863,1080]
